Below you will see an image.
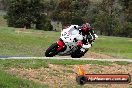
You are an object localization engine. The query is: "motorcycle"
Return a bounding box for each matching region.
[45,25,90,58]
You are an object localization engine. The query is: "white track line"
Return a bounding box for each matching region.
[0,57,132,62]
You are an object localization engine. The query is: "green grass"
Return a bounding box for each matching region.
[0,27,59,56]
[0,59,131,70]
[91,36,132,59]
[48,59,113,66]
[0,70,48,88]
[0,15,7,27]
[0,59,131,88]
[0,59,49,69]
[0,26,132,58]
[0,59,108,70]
[114,61,132,65]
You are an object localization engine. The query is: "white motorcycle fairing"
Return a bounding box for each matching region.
[58,25,83,55]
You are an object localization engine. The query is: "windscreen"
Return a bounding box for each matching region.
[68,28,79,35]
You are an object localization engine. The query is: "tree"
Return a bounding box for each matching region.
[93,11,109,35]
[0,0,10,10]
[51,0,91,26]
[5,0,30,28]
[93,0,124,36]
[5,0,53,30]
[120,0,132,37]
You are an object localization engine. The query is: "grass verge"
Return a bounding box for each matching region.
[0,70,48,88]
[0,59,131,69]
[0,59,131,88]
[0,26,132,58]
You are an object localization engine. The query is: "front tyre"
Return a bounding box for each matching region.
[45,43,59,57]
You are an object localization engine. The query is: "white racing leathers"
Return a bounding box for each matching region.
[81,33,98,51]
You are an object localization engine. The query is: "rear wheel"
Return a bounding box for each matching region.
[71,48,89,58]
[45,43,59,57]
[71,49,84,58]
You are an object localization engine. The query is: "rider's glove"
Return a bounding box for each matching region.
[78,26,82,29]
[74,26,77,29]
[94,34,98,39]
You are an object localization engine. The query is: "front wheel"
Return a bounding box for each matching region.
[45,43,59,57]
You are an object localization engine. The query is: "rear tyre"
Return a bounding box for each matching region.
[71,49,84,58]
[45,43,59,57]
[71,48,89,58]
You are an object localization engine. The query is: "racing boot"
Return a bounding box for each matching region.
[82,44,91,49]
[80,44,91,53]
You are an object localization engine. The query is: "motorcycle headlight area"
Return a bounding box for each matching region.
[61,32,69,37]
[61,32,70,40]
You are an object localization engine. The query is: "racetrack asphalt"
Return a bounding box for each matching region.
[0,56,132,62]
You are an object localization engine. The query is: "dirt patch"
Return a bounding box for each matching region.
[83,51,115,59]
[7,65,75,88]
[83,51,114,59]
[6,63,132,88]
[58,51,115,59]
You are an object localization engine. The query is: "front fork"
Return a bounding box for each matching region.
[76,40,89,53]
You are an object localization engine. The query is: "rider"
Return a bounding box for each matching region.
[77,22,98,51]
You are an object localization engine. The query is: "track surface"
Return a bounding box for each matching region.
[0,56,132,62]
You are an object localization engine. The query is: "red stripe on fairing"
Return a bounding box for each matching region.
[77,41,83,47]
[57,40,64,51]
